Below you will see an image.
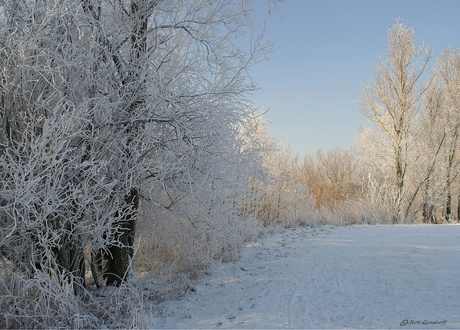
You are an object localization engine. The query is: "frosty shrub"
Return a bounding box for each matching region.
[255,144,404,226]
[0,272,101,329]
[253,145,315,227]
[135,203,265,275]
[301,148,362,210]
[134,111,268,274]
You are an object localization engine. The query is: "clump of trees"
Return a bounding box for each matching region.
[358,19,459,223]
[0,0,277,327]
[250,21,459,227]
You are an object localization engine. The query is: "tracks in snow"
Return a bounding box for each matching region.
[158,225,460,329]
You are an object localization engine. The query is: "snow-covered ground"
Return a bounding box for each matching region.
[152,225,460,329]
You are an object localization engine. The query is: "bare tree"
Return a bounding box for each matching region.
[436,48,460,221]
[412,68,447,222]
[360,19,431,221]
[391,48,460,223]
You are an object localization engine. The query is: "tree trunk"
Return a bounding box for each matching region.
[394,143,405,223]
[457,195,460,221]
[104,188,138,286]
[422,202,434,224]
[445,148,455,221]
[54,221,86,295]
[446,189,452,221]
[102,1,149,286]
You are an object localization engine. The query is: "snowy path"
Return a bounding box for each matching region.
[154,225,460,329]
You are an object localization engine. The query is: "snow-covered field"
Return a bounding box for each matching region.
[153,225,460,329]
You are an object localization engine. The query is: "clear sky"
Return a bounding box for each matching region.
[248,0,460,155]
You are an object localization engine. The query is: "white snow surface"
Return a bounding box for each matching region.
[153,225,460,329]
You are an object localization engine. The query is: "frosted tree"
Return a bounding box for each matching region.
[0,0,276,327]
[398,48,460,223]
[390,48,460,222]
[360,19,431,221]
[434,48,460,220]
[410,66,448,222]
[236,108,275,218]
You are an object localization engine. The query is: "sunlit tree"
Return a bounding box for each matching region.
[360,19,432,221]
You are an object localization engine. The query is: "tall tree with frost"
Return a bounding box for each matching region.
[360,19,431,221]
[436,48,460,220]
[412,66,447,222]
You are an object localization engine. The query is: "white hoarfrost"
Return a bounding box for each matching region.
[153,225,460,329]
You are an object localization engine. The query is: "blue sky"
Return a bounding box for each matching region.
[248,0,460,155]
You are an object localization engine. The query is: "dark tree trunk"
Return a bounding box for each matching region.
[457,195,460,221]
[422,203,434,224]
[446,190,452,221]
[104,188,139,286]
[54,221,86,295]
[100,1,149,286]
